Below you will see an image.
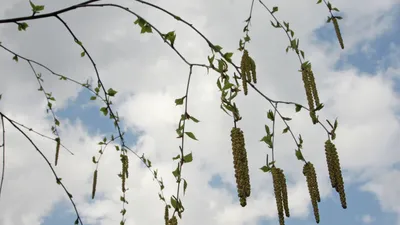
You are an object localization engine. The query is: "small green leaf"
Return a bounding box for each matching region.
[183,179,188,195]
[17,22,29,31]
[295,150,304,160]
[80,51,85,57]
[212,45,223,52]
[75,218,79,225]
[164,31,176,46]
[189,115,200,123]
[92,156,97,164]
[172,166,180,178]
[185,132,198,141]
[282,126,289,133]
[170,196,178,209]
[267,110,274,121]
[12,55,18,62]
[107,88,118,97]
[183,152,193,163]
[260,165,270,172]
[295,104,302,112]
[90,96,96,100]
[282,117,292,121]
[223,52,233,62]
[100,107,108,116]
[272,6,279,14]
[172,154,180,160]
[54,118,60,126]
[175,96,185,105]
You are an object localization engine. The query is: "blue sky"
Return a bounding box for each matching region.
[1,1,400,225]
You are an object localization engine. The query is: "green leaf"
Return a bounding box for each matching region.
[189,116,200,123]
[107,88,118,97]
[260,165,270,172]
[282,117,292,121]
[17,22,29,31]
[185,132,198,141]
[183,179,188,195]
[75,218,79,225]
[212,45,223,52]
[90,96,96,100]
[170,196,178,209]
[80,51,85,57]
[54,118,60,126]
[100,107,108,116]
[223,52,233,62]
[172,166,180,178]
[164,31,176,46]
[92,156,97,164]
[267,110,274,121]
[172,154,180,160]
[12,55,18,62]
[317,0,322,3]
[282,126,289,133]
[183,152,193,163]
[295,104,302,112]
[295,150,304,160]
[175,96,185,105]
[272,6,279,14]
[264,125,271,135]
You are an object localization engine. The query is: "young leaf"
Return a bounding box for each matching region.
[183,179,188,195]
[107,88,118,97]
[295,104,302,112]
[282,126,289,133]
[100,107,108,116]
[175,96,185,106]
[267,110,274,121]
[185,132,198,141]
[183,152,193,163]
[260,165,270,172]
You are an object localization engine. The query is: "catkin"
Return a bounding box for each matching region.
[301,64,315,112]
[325,140,347,208]
[240,50,257,95]
[307,67,320,108]
[92,170,98,199]
[55,137,60,166]
[230,127,251,207]
[120,154,129,192]
[168,216,178,225]
[164,205,169,225]
[272,167,285,225]
[303,163,320,223]
[278,168,290,217]
[332,17,344,49]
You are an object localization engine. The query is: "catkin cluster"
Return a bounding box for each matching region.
[332,17,344,49]
[120,154,129,192]
[240,50,257,95]
[325,140,347,208]
[230,127,251,206]
[303,162,320,223]
[271,167,290,225]
[301,62,319,123]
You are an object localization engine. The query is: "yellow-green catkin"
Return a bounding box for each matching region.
[91,169,98,199]
[303,163,320,223]
[332,17,344,49]
[230,127,251,207]
[278,168,290,217]
[301,63,319,123]
[55,137,60,166]
[307,66,320,108]
[325,140,347,208]
[272,167,285,225]
[164,205,169,225]
[250,57,257,84]
[240,51,249,95]
[168,216,178,225]
[120,154,129,192]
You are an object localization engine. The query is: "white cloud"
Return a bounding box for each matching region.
[361,214,375,224]
[0,0,400,225]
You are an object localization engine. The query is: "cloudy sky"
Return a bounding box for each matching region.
[0,0,399,225]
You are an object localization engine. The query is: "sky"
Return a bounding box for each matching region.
[0,0,400,225]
